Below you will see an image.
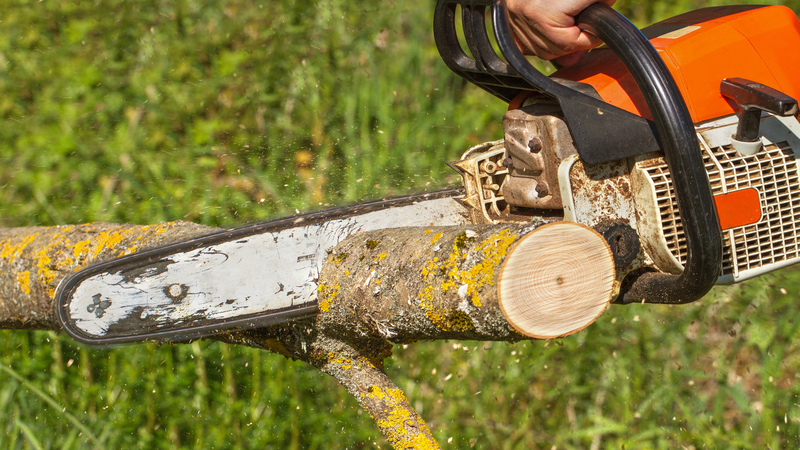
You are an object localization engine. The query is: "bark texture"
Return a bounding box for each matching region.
[315,223,543,344]
[0,222,218,329]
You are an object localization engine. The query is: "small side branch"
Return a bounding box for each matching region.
[224,327,442,449]
[310,336,441,450]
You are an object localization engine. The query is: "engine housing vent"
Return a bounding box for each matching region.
[634,122,800,284]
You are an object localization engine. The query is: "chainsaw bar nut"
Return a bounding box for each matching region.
[528,137,543,153]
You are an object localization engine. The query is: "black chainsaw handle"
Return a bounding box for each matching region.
[493,2,722,304]
[433,0,663,165]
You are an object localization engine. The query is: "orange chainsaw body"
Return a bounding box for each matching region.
[552,5,800,123]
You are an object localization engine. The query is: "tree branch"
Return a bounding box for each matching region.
[0,219,615,449]
[312,336,440,449]
[0,222,219,329]
[316,224,532,343]
[315,221,613,342]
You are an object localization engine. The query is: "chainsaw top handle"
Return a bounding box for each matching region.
[435,0,723,304]
[570,4,722,304]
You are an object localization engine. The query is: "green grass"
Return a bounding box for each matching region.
[4,277,800,448]
[3,0,800,448]
[0,0,504,228]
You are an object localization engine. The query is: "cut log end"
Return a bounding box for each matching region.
[498,222,615,339]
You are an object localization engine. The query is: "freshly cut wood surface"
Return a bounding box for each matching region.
[497,222,615,339]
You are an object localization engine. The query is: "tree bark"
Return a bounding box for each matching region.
[0,218,614,449]
[0,222,219,330]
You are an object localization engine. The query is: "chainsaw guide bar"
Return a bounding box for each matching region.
[56,189,470,345]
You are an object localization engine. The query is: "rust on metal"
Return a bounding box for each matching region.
[501,105,577,211]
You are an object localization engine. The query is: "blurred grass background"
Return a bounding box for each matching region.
[2,0,800,448]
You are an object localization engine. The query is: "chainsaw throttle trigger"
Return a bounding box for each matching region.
[720,77,798,153]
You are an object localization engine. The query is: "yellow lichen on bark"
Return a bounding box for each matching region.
[429,231,443,245]
[70,224,167,262]
[317,281,341,313]
[16,271,31,295]
[417,229,517,331]
[417,282,475,332]
[1,221,219,329]
[0,233,39,264]
[449,229,517,307]
[322,349,440,450]
[361,386,441,450]
[32,227,75,297]
[328,352,356,371]
[3,223,180,299]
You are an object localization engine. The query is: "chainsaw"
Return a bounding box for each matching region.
[56,1,800,345]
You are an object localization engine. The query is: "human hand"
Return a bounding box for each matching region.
[504,0,616,67]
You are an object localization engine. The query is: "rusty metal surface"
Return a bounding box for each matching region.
[502,105,577,210]
[562,156,654,283]
[568,159,636,229]
[449,138,565,224]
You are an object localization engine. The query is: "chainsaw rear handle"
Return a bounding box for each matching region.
[491,2,722,304]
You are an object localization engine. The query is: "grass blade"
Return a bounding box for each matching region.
[0,364,103,449]
[15,418,45,450]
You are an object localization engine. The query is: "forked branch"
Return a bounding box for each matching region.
[0,219,614,449]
